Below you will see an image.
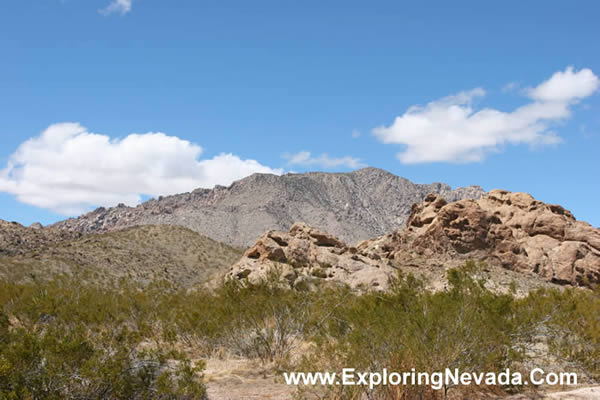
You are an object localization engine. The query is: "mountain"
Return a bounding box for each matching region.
[0,223,243,288]
[51,167,485,247]
[228,190,600,291]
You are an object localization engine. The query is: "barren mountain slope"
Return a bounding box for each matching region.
[52,167,485,247]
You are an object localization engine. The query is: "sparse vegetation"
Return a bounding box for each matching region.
[0,225,244,288]
[0,262,598,399]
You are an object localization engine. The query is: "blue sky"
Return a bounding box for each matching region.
[1,0,599,227]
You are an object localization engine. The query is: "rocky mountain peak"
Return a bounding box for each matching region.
[51,168,485,247]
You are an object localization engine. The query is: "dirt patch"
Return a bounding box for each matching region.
[204,358,295,400]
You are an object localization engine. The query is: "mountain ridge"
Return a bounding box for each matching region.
[51,167,485,247]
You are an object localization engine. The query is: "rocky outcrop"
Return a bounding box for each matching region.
[360,190,600,287]
[227,222,396,290]
[229,191,600,289]
[51,168,485,247]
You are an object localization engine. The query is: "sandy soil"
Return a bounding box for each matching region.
[204,358,295,400]
[544,386,600,399]
[203,357,599,400]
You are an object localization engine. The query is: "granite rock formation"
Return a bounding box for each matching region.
[226,222,396,290]
[51,168,485,247]
[229,190,600,289]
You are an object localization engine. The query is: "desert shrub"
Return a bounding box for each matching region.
[1,263,598,399]
[298,262,562,399]
[515,285,600,380]
[204,275,324,365]
[0,324,206,399]
[0,278,206,400]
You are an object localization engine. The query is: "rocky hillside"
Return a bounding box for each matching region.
[0,224,243,288]
[0,220,82,256]
[228,190,600,291]
[51,168,485,247]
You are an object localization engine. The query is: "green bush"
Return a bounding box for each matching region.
[0,278,206,400]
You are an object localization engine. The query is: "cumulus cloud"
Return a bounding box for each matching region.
[0,123,282,215]
[527,66,599,102]
[100,0,132,15]
[284,151,365,169]
[373,66,599,164]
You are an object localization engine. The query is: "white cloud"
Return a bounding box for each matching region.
[284,151,365,169]
[100,0,132,15]
[351,129,361,138]
[0,123,282,215]
[373,66,599,164]
[527,67,599,102]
